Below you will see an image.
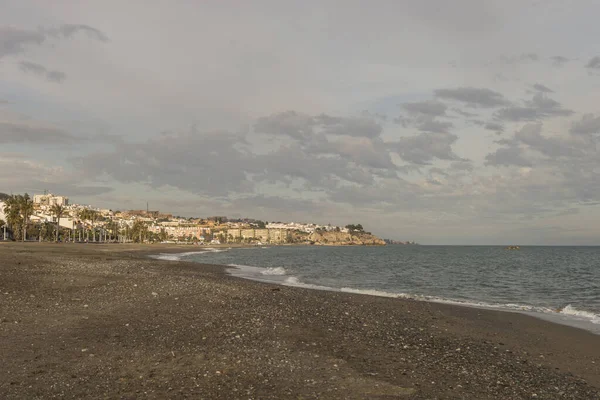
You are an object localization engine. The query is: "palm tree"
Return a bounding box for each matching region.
[77,209,98,242]
[50,204,64,242]
[90,210,99,242]
[3,196,18,240]
[19,194,33,242]
[0,218,5,240]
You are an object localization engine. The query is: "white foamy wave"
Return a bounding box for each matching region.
[149,248,228,261]
[282,276,334,290]
[261,267,287,276]
[150,254,182,261]
[340,287,405,298]
[560,305,600,324]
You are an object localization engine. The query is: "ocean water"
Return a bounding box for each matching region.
[151,245,600,334]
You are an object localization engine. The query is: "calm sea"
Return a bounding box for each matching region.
[151,245,600,334]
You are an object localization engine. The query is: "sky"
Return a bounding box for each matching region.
[2,0,600,244]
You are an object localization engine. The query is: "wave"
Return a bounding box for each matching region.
[560,305,600,324]
[261,267,287,276]
[149,248,228,261]
[339,287,600,328]
[194,260,600,334]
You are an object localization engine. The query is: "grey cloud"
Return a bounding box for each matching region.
[586,56,600,69]
[451,108,478,118]
[434,87,508,108]
[402,100,447,117]
[77,112,401,204]
[514,123,581,158]
[254,111,315,140]
[0,24,107,59]
[450,161,474,171]
[570,114,600,135]
[551,56,569,66]
[0,120,78,144]
[76,130,254,197]
[484,122,504,132]
[255,111,383,139]
[484,145,531,167]
[229,195,320,215]
[393,132,460,165]
[532,83,553,93]
[0,155,112,196]
[46,24,109,42]
[254,144,380,187]
[498,53,539,64]
[328,178,421,208]
[416,116,453,133]
[309,136,397,170]
[316,114,383,138]
[495,93,573,122]
[19,61,66,83]
[0,26,45,58]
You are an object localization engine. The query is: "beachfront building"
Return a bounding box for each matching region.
[226,228,290,244]
[33,193,69,208]
[148,224,211,241]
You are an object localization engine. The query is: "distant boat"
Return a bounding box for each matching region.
[505,245,520,250]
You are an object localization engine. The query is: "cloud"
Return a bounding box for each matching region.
[255,111,384,139]
[393,132,460,165]
[498,53,540,64]
[0,154,112,196]
[229,194,321,215]
[434,87,508,108]
[495,93,573,122]
[532,83,553,93]
[0,120,78,144]
[484,144,531,167]
[570,114,600,135]
[484,122,504,132]
[76,112,402,204]
[415,116,453,133]
[550,55,570,66]
[513,123,581,158]
[0,24,107,59]
[254,111,315,140]
[0,26,45,58]
[402,100,447,117]
[19,61,66,82]
[46,24,109,42]
[585,56,600,69]
[314,114,383,138]
[75,130,254,197]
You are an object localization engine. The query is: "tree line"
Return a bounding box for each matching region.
[0,193,159,243]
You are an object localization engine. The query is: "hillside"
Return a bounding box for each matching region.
[290,230,386,246]
[0,192,9,201]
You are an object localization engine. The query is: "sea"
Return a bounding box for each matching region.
[151,245,600,335]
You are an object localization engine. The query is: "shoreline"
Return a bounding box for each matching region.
[150,245,600,337]
[1,242,599,399]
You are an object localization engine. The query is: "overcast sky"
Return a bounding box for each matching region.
[2,1,600,244]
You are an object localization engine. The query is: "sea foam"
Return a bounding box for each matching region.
[149,248,227,261]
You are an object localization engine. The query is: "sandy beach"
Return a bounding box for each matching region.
[1,242,599,399]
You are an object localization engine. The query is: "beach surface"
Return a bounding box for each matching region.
[1,242,599,399]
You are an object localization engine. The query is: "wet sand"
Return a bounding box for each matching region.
[1,242,599,399]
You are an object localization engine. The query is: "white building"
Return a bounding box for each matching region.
[33,194,69,207]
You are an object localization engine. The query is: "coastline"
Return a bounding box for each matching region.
[1,242,599,399]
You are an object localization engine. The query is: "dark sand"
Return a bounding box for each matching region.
[0,242,599,399]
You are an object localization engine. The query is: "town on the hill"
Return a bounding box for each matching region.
[0,192,391,245]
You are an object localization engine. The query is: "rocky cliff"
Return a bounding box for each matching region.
[305,231,386,246]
